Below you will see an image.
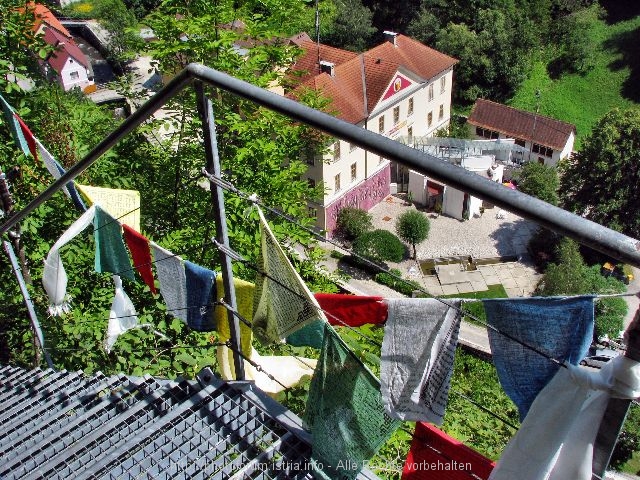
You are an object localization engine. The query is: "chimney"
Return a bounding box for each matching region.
[319,60,335,77]
[383,30,398,46]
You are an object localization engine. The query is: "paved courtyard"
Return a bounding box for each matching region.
[367,194,543,297]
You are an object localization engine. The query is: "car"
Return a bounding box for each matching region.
[580,350,618,369]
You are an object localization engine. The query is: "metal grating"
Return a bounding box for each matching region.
[0,365,378,479]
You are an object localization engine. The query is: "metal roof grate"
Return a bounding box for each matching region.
[0,365,378,479]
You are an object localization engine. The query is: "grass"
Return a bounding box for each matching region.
[509,15,640,149]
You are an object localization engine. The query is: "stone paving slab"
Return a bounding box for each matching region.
[441,284,459,295]
[456,282,475,294]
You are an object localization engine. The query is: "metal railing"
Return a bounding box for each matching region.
[1,63,639,480]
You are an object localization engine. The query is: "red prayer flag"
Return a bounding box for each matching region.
[14,114,39,160]
[314,293,388,327]
[122,225,157,294]
[402,423,494,480]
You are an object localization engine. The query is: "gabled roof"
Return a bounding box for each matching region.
[468,99,576,151]
[43,27,89,73]
[289,34,457,124]
[0,364,379,479]
[31,2,72,38]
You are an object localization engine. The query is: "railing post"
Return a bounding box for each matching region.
[592,302,640,478]
[194,81,245,380]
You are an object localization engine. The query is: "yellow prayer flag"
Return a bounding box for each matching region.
[76,185,141,231]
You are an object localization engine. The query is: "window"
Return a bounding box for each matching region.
[428,112,433,127]
[440,76,446,94]
[304,150,315,165]
[393,106,400,125]
[378,116,385,133]
[408,97,414,116]
[439,104,444,120]
[69,71,80,80]
[333,141,341,162]
[428,84,434,101]
[532,143,553,158]
[334,173,341,192]
[351,163,357,182]
[350,142,357,152]
[307,178,316,189]
[514,138,526,147]
[307,206,317,218]
[407,126,413,143]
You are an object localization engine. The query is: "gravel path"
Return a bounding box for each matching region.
[369,194,539,260]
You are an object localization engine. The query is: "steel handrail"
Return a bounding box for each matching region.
[2,63,639,267]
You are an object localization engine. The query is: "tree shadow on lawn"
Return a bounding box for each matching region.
[604,25,640,103]
[600,0,640,24]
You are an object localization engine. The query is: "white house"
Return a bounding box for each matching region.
[42,27,94,92]
[467,99,576,167]
[288,32,458,235]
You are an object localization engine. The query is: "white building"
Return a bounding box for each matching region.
[42,27,94,92]
[288,32,457,236]
[467,99,576,167]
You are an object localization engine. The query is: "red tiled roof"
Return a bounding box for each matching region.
[289,34,457,124]
[468,99,576,151]
[43,27,89,73]
[31,2,72,38]
[402,422,495,480]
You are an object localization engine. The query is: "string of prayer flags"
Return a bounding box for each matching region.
[215,276,255,366]
[252,205,325,344]
[151,243,188,323]
[0,94,29,155]
[104,274,140,352]
[315,293,388,327]
[482,296,594,420]
[35,139,86,209]
[489,357,640,480]
[214,277,317,395]
[304,324,400,479]
[77,184,141,231]
[42,205,97,315]
[93,206,134,281]
[14,114,38,160]
[381,299,462,424]
[402,422,495,480]
[122,225,156,294]
[184,261,216,331]
[286,320,325,349]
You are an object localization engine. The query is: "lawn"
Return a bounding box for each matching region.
[509,15,640,150]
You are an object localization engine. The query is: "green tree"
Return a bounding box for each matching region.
[94,0,143,69]
[514,161,559,205]
[559,108,640,239]
[336,207,373,240]
[406,7,440,46]
[324,0,375,52]
[395,209,430,259]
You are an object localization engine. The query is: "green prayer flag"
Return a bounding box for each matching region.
[94,206,134,280]
[304,325,400,479]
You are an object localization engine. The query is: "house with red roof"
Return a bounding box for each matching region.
[467,99,576,167]
[42,24,94,92]
[288,32,457,235]
[30,2,72,39]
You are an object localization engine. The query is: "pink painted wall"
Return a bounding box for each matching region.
[325,165,391,235]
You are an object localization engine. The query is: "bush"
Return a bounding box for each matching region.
[352,229,406,263]
[375,269,422,296]
[336,207,373,240]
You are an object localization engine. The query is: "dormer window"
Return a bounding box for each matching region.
[320,60,335,77]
